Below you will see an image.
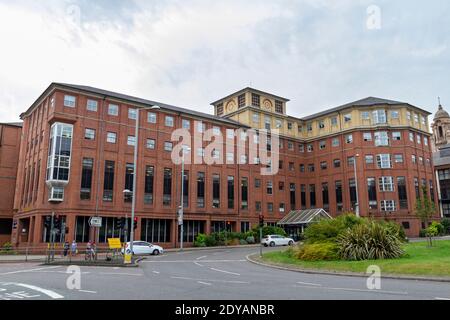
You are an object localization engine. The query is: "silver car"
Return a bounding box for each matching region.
[261,235,295,247]
[123,241,164,255]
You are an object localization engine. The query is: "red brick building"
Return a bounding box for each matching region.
[0,122,22,245]
[11,83,439,247]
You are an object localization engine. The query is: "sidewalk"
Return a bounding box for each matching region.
[0,255,47,263]
[408,235,450,242]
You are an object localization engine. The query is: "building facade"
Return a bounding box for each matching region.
[0,122,22,245]
[11,83,438,248]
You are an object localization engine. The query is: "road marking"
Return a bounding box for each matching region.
[297,281,322,287]
[0,266,61,276]
[1,282,64,299]
[152,271,160,274]
[142,259,246,263]
[98,272,142,277]
[294,284,408,296]
[79,290,97,294]
[171,276,249,284]
[435,297,450,300]
[196,256,208,260]
[194,262,204,267]
[197,281,212,286]
[210,268,240,276]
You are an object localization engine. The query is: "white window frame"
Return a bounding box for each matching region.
[86,99,98,112]
[374,131,389,146]
[108,104,119,116]
[106,132,117,144]
[64,95,76,108]
[147,112,157,124]
[379,177,394,192]
[377,154,392,169]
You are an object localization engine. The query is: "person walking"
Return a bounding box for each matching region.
[71,240,77,256]
[63,241,69,257]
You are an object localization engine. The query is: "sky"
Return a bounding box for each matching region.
[0,0,449,122]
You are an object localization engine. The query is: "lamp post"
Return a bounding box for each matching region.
[122,189,132,245]
[179,145,190,251]
[128,105,160,256]
[353,154,360,217]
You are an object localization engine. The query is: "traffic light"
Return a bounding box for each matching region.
[53,216,61,233]
[259,214,265,227]
[116,218,124,230]
[133,217,138,230]
[44,216,51,230]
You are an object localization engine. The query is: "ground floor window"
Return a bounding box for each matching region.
[241,221,250,233]
[75,216,90,243]
[99,217,130,243]
[42,215,67,243]
[179,220,205,243]
[141,219,171,243]
[0,219,12,235]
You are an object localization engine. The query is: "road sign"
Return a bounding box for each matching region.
[108,238,122,249]
[89,216,102,228]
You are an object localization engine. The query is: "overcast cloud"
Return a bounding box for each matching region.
[0,0,449,122]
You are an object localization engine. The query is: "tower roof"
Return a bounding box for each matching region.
[434,100,449,120]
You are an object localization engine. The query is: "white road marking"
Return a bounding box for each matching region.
[196,256,208,260]
[194,262,204,267]
[297,281,322,287]
[210,268,240,276]
[79,290,97,294]
[294,284,408,296]
[197,281,212,286]
[152,271,160,274]
[171,276,249,284]
[435,297,450,300]
[0,266,61,276]
[142,259,246,263]
[98,272,142,277]
[1,282,64,299]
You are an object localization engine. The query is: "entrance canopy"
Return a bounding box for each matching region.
[277,209,332,226]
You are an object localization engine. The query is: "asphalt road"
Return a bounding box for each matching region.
[0,246,449,300]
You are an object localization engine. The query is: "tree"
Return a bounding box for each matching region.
[415,186,437,247]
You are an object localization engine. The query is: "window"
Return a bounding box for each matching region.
[279,181,285,191]
[349,179,357,209]
[322,183,329,209]
[127,135,136,146]
[163,168,172,206]
[165,116,174,127]
[412,155,416,164]
[365,155,374,164]
[333,159,341,168]
[381,200,396,212]
[264,116,271,130]
[128,108,137,120]
[298,124,303,133]
[87,99,98,112]
[409,132,414,142]
[300,185,306,209]
[84,128,96,140]
[299,164,305,172]
[228,176,234,209]
[336,181,343,211]
[197,172,205,208]
[299,144,304,152]
[361,111,370,120]
[255,179,261,188]
[212,174,220,208]
[252,93,260,107]
[332,138,340,147]
[421,116,426,126]
[106,132,116,144]
[182,119,190,129]
[216,104,224,116]
[377,154,392,168]
[275,100,283,113]
[290,183,296,210]
[267,181,273,195]
[46,123,73,183]
[320,161,328,170]
[307,144,314,152]
[407,111,411,121]
[347,156,355,167]
[80,158,94,200]
[346,134,353,144]
[164,142,173,152]
[394,154,404,163]
[319,140,326,150]
[279,203,286,213]
[147,112,157,123]
[146,139,155,149]
[309,185,316,208]
[424,137,429,146]
[103,161,115,202]
[374,131,389,146]
[318,120,325,129]
[275,119,283,129]
[308,164,315,172]
[288,122,293,130]
[289,162,295,171]
[416,134,421,144]
[267,203,274,212]
[64,95,76,107]
[252,113,260,123]
[344,113,352,122]
[255,202,262,212]
[373,110,387,124]
[226,153,234,163]
[329,117,337,126]
[238,94,246,108]
[414,114,419,123]
[226,129,235,140]
[379,176,394,192]
[397,177,408,209]
[307,123,313,132]
[144,166,154,205]
[288,141,294,150]
[141,219,171,243]
[391,110,399,119]
[392,132,401,141]
[108,104,119,116]
[197,122,206,133]
[241,178,248,210]
[363,132,372,141]
[124,163,134,202]
[367,177,377,209]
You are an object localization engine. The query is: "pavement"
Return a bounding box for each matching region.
[0,246,449,300]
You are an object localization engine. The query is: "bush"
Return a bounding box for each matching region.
[419,229,427,238]
[441,218,450,235]
[295,243,339,261]
[378,220,407,242]
[250,225,287,241]
[304,214,364,244]
[239,239,248,245]
[246,236,255,244]
[2,242,12,251]
[194,234,208,247]
[337,222,404,260]
[425,222,442,237]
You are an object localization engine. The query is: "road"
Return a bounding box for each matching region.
[0,246,449,300]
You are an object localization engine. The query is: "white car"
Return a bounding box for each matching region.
[123,241,164,255]
[261,235,295,247]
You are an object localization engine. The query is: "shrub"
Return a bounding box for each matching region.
[304,214,364,244]
[239,239,248,245]
[2,242,12,251]
[441,218,450,235]
[250,225,287,241]
[378,220,407,242]
[337,222,404,260]
[295,243,339,261]
[419,229,427,238]
[246,236,255,244]
[194,234,208,247]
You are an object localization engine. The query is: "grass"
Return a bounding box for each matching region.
[261,240,450,277]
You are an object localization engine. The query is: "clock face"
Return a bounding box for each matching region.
[263,99,272,111]
[226,101,236,112]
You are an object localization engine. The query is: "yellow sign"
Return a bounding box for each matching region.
[124,253,132,264]
[108,238,122,249]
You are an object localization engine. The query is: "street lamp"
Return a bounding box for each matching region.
[179,145,191,251]
[353,154,360,217]
[122,189,132,245]
[129,105,161,257]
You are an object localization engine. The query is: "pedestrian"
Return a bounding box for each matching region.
[71,240,77,256]
[63,241,69,257]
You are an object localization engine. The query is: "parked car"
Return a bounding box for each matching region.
[261,235,295,247]
[122,241,164,255]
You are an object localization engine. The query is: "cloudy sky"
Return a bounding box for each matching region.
[0,0,449,122]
